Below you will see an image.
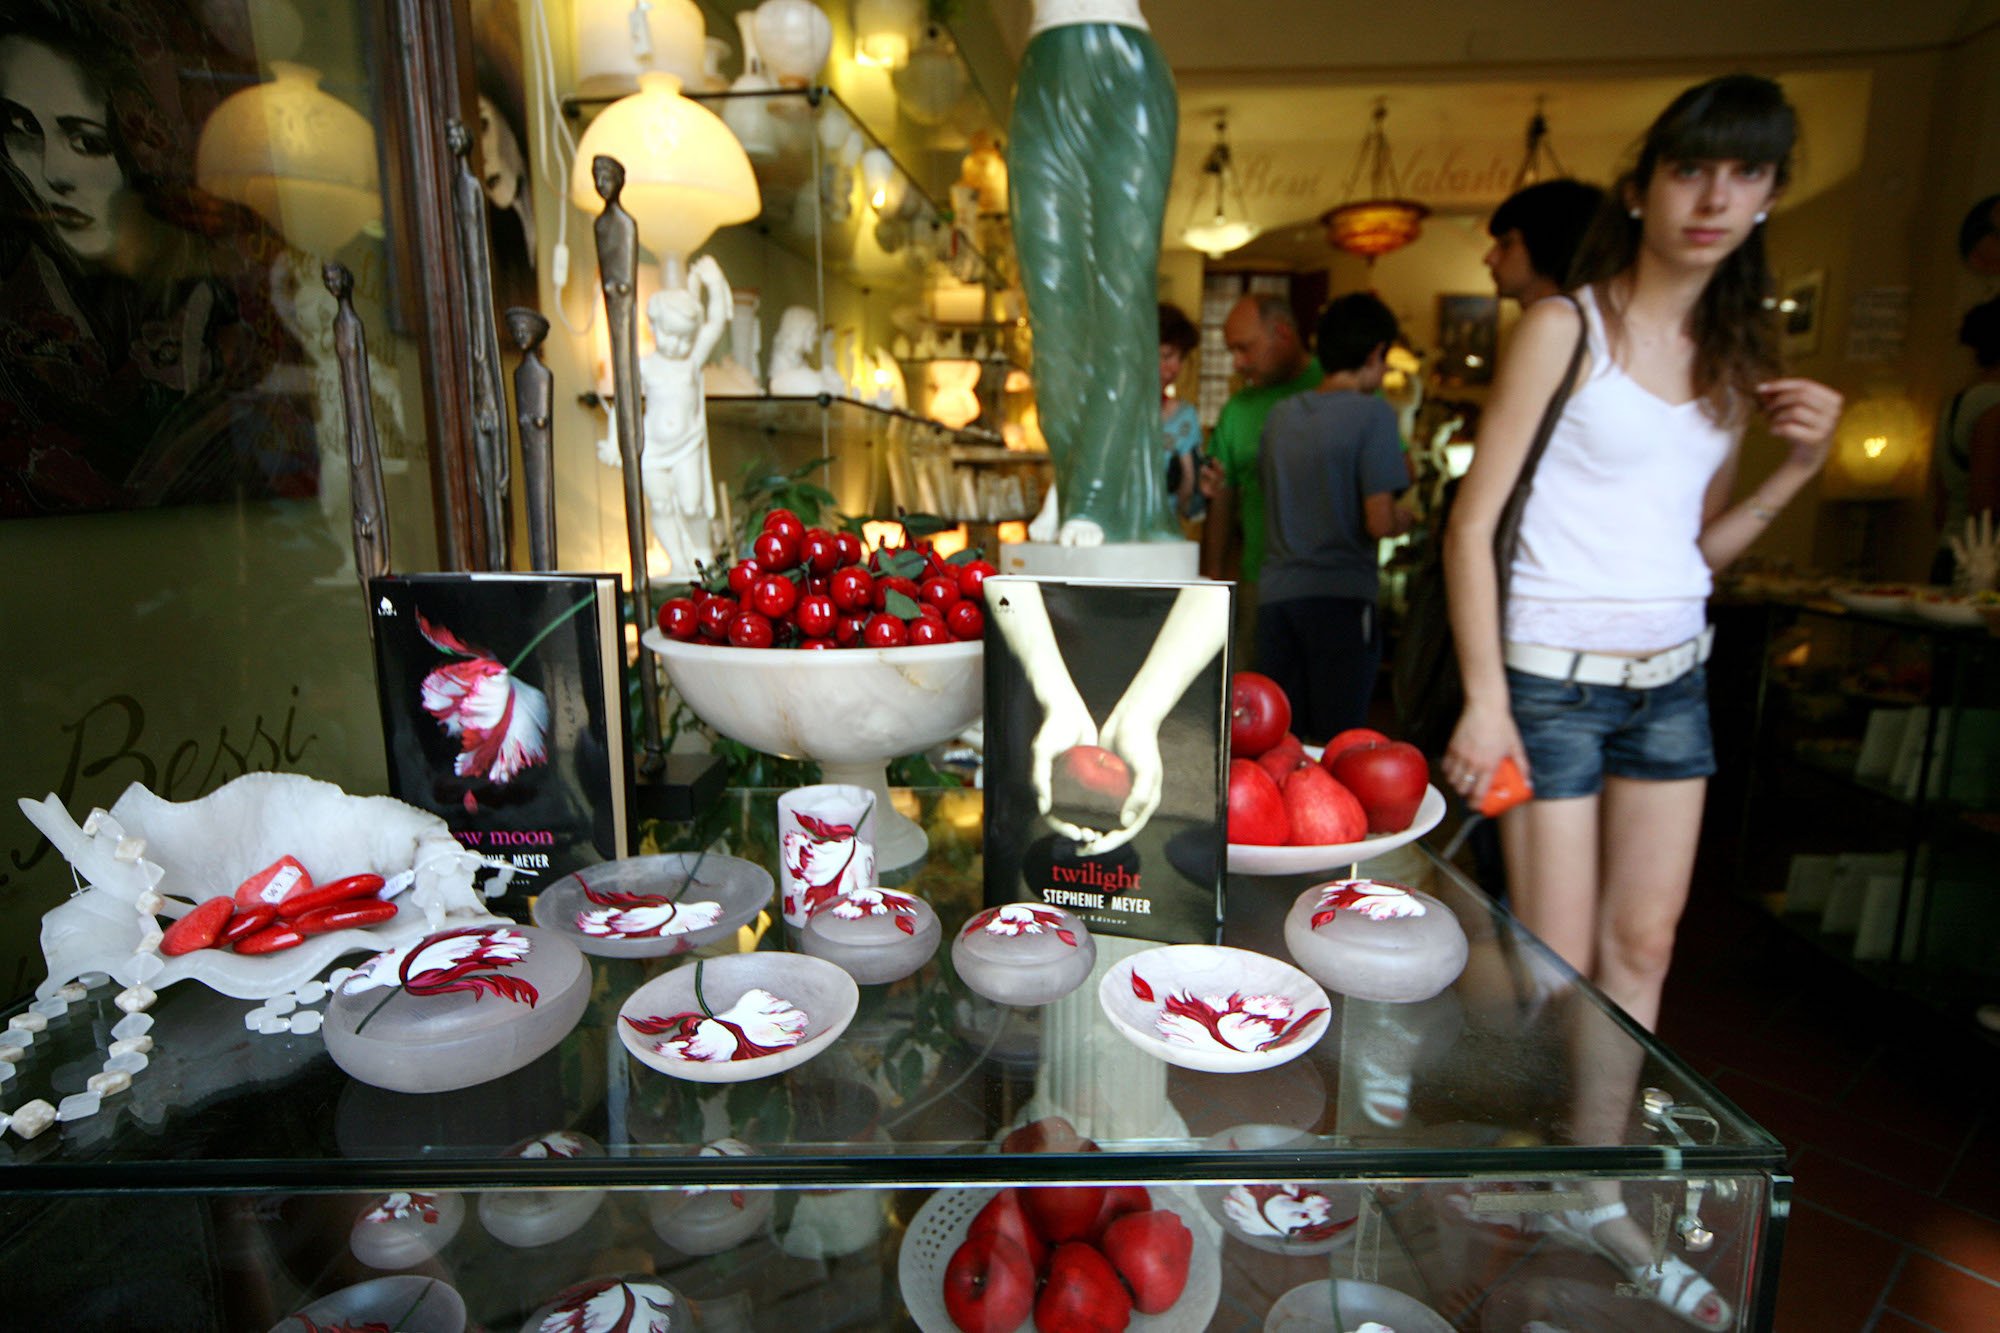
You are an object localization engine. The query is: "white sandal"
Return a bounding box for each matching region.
[1537,1200,1733,1330]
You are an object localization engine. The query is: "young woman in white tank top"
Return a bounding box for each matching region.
[1440,77,1843,1330]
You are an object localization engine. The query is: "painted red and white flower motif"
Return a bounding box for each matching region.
[1222,1183,1354,1243]
[537,1277,677,1333]
[677,1137,754,1206]
[963,904,1078,946]
[625,988,807,1063]
[338,927,539,1007]
[574,877,724,941]
[417,611,551,812]
[829,886,920,934]
[1132,973,1325,1054]
[515,1131,589,1160]
[362,1191,442,1225]
[295,1319,391,1333]
[780,812,871,923]
[1309,879,1426,927]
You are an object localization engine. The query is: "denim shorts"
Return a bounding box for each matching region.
[1507,664,1717,799]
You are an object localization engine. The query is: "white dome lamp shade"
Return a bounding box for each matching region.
[194,62,381,257]
[573,0,708,98]
[854,0,922,70]
[570,72,763,286]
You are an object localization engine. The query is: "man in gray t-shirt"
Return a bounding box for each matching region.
[1256,293,1413,742]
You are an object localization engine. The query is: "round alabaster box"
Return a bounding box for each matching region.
[272,1275,466,1333]
[1198,1125,1361,1256]
[1283,878,1468,1004]
[324,925,591,1094]
[477,1130,608,1248]
[349,1190,465,1269]
[950,902,1096,1006]
[1263,1278,1452,1333]
[531,853,772,958]
[799,886,940,984]
[520,1276,690,1333]
[647,1137,775,1255]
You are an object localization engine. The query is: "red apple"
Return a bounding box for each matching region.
[1283,764,1369,846]
[1267,733,1307,764]
[1001,1116,1098,1155]
[1087,1184,1153,1242]
[1035,1242,1133,1333]
[1227,759,1289,846]
[1051,744,1134,826]
[942,1231,1037,1333]
[1256,747,1311,791]
[966,1188,1048,1271]
[1330,741,1431,833]
[1021,1183,1107,1244]
[1321,727,1390,767]
[1230,672,1291,759]
[1100,1209,1194,1314]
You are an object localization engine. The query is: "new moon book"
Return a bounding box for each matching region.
[982,576,1232,945]
[369,573,631,884]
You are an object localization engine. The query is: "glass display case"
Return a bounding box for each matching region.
[0,788,1784,1330]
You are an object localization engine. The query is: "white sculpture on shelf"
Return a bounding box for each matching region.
[769,305,829,395]
[602,256,731,579]
[705,287,764,396]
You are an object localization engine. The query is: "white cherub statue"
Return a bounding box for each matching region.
[601,255,730,579]
[769,305,828,395]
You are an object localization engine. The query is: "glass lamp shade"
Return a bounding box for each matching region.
[855,0,921,68]
[573,0,707,97]
[893,27,966,127]
[1828,393,1923,497]
[1321,198,1429,260]
[1183,217,1260,259]
[194,62,380,256]
[570,73,762,267]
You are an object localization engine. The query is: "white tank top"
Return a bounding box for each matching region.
[1505,286,1738,654]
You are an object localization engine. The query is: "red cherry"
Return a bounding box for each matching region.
[795,593,837,639]
[727,611,775,648]
[835,531,865,567]
[875,575,920,611]
[958,559,996,600]
[801,527,840,575]
[803,574,831,597]
[834,613,869,647]
[830,566,875,612]
[727,559,762,596]
[864,614,909,648]
[916,601,946,623]
[909,617,951,645]
[750,574,798,620]
[947,600,985,640]
[762,509,805,541]
[657,597,699,641]
[799,636,837,650]
[918,576,961,610]
[753,529,800,571]
[698,597,738,639]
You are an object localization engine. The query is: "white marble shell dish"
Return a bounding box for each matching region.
[324,926,590,1094]
[477,1130,608,1247]
[800,886,940,983]
[271,1275,467,1333]
[1263,1278,1453,1333]
[520,1276,690,1333]
[17,773,506,1000]
[618,951,858,1083]
[1226,782,1447,876]
[1098,945,1330,1075]
[644,631,981,872]
[1197,1124,1360,1256]
[951,902,1096,1006]
[530,852,771,958]
[1283,878,1469,1003]
[647,1137,775,1254]
[348,1190,465,1269]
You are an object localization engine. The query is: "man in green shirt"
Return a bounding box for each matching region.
[1199,294,1321,664]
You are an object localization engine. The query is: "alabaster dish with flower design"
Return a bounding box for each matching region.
[478,1130,609,1248]
[951,902,1097,1005]
[271,1275,468,1333]
[519,1276,689,1333]
[800,886,941,983]
[1098,945,1330,1074]
[618,951,857,1083]
[648,1137,775,1254]
[1263,1278,1452,1333]
[531,852,772,958]
[1284,878,1468,1003]
[349,1189,465,1270]
[1197,1125,1360,1256]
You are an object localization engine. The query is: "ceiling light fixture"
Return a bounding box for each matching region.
[1320,99,1428,264]
[1182,114,1260,259]
[1512,96,1569,189]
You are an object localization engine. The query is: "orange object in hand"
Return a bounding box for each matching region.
[1479,756,1533,817]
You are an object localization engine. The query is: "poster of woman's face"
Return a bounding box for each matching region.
[0,0,318,519]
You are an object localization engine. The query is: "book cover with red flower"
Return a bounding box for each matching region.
[982,577,1231,945]
[369,573,630,886]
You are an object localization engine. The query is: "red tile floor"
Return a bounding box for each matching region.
[1653,855,2000,1331]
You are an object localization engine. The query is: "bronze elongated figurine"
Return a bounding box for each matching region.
[448,117,512,571]
[593,154,665,772]
[506,307,557,572]
[322,261,391,596]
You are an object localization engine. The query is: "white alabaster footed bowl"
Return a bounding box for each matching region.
[644,631,982,870]
[1098,945,1330,1075]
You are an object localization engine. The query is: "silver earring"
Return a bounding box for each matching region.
[1754,211,1769,224]
[1628,207,1642,219]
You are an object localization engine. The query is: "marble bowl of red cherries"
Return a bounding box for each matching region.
[642,510,989,870]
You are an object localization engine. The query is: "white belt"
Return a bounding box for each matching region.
[1506,626,1713,689]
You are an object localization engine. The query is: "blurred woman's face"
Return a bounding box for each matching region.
[1159,343,1186,392]
[0,37,126,263]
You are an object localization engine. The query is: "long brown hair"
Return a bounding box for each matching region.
[1569,74,1795,426]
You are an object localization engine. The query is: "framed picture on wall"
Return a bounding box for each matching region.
[1779,269,1826,358]
[1435,294,1498,386]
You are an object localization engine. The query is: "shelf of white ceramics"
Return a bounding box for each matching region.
[704,393,1004,446]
